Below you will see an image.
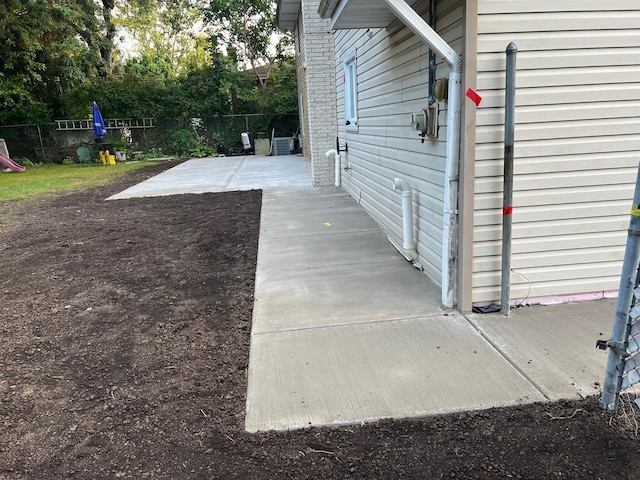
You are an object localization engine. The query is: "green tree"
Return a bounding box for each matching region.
[124,54,176,80]
[60,45,236,121]
[115,0,204,73]
[1,1,68,123]
[60,69,179,120]
[260,58,298,114]
[202,0,294,113]
[178,49,235,118]
[68,0,120,77]
[0,0,298,125]
[0,0,113,124]
[98,0,117,74]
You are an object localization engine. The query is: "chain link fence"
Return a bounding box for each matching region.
[0,114,299,163]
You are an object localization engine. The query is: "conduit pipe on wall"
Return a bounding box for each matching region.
[325,149,341,187]
[393,178,417,259]
[383,0,463,308]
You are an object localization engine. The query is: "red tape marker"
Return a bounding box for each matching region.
[503,206,513,215]
[466,88,482,106]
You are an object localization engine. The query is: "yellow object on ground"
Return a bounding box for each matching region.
[99,150,115,165]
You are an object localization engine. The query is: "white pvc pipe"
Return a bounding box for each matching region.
[383,0,462,307]
[325,148,341,187]
[393,178,417,259]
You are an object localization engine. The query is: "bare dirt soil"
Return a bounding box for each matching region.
[1,160,639,479]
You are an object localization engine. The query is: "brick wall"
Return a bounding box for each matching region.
[298,0,338,186]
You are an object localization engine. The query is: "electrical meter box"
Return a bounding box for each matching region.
[411,111,427,134]
[411,105,439,139]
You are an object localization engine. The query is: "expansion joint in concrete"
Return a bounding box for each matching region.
[461,314,552,401]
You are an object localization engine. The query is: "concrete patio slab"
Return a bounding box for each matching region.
[257,230,400,272]
[252,259,442,333]
[466,299,614,401]
[245,185,550,432]
[227,156,311,190]
[245,313,546,432]
[252,187,441,332]
[108,155,310,199]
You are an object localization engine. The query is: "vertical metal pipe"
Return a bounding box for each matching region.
[37,124,46,161]
[600,166,640,410]
[428,0,436,104]
[500,43,517,316]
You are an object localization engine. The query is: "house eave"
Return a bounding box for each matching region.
[319,0,420,30]
[276,0,300,30]
[318,0,340,19]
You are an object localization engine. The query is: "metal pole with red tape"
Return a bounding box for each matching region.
[500,43,517,316]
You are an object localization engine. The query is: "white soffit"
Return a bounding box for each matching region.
[277,0,300,30]
[321,0,421,29]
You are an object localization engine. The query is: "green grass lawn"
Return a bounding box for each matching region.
[0,161,159,202]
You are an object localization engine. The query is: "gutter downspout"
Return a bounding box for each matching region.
[325,149,341,187]
[383,0,463,307]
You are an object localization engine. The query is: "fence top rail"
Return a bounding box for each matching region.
[221,113,298,118]
[54,118,155,131]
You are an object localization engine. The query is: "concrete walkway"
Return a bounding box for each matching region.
[109,156,615,432]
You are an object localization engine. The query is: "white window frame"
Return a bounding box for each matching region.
[344,51,358,131]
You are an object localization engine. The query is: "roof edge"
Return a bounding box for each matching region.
[276,0,301,30]
[318,0,339,18]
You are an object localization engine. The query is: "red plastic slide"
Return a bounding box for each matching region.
[0,152,26,172]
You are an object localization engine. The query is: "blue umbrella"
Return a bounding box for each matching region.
[92,101,106,138]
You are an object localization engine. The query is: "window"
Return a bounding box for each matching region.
[344,51,358,130]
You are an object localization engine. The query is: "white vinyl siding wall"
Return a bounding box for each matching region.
[335,0,463,286]
[473,1,640,304]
